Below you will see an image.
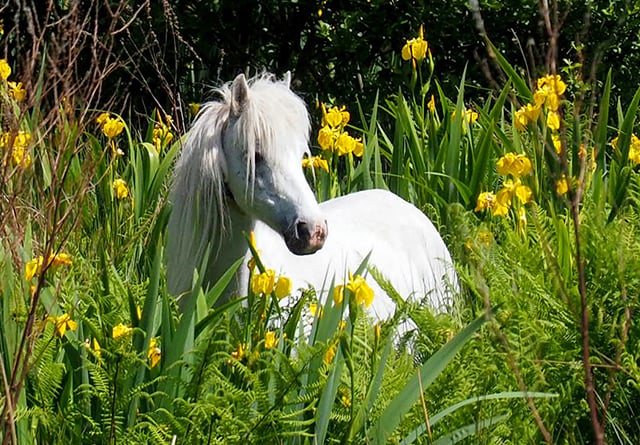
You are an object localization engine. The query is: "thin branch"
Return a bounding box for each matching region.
[570,194,605,444]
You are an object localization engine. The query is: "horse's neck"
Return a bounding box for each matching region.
[204,202,255,291]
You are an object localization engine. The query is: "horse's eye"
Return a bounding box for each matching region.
[254,151,264,164]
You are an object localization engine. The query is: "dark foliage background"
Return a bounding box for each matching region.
[4,0,640,129]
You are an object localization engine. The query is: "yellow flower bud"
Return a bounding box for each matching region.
[428,95,436,113]
[148,338,161,368]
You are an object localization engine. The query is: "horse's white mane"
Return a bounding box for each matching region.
[167,73,311,295]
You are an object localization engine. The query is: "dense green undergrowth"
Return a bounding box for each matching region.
[1,24,640,444]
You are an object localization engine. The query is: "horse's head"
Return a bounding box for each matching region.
[220,73,327,255]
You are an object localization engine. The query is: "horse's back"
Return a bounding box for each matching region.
[246,189,456,320]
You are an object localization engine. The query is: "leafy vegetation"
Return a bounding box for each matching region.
[2,2,640,444]
[10,1,640,128]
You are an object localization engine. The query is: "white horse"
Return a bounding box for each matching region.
[167,72,457,322]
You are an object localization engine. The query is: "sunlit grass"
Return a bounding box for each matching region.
[2,28,640,444]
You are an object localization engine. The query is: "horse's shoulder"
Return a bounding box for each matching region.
[321,189,430,223]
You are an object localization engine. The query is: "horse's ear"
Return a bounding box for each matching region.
[230,73,249,116]
[283,71,292,88]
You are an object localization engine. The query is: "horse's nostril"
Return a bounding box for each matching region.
[286,219,326,255]
[296,220,310,240]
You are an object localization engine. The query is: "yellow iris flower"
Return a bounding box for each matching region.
[251,269,276,295]
[611,134,640,165]
[188,102,200,118]
[8,81,26,102]
[474,191,496,213]
[274,276,292,299]
[264,331,278,349]
[112,323,133,340]
[476,180,531,218]
[25,253,72,281]
[1,131,32,168]
[345,274,374,308]
[546,111,560,131]
[496,152,533,178]
[401,25,428,63]
[514,74,566,133]
[48,313,78,337]
[323,342,337,365]
[92,338,102,358]
[502,178,533,205]
[112,179,129,199]
[318,103,363,157]
[317,126,336,151]
[0,59,11,80]
[556,176,569,195]
[322,104,350,129]
[97,112,125,138]
[231,343,246,361]
[552,134,562,154]
[302,155,329,173]
[309,303,325,319]
[335,132,357,156]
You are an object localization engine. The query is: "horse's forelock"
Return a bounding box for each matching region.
[186,74,310,189]
[223,75,311,194]
[240,75,310,159]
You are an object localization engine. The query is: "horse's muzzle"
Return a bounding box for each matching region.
[285,219,328,255]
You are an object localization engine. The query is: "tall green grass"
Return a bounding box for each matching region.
[2,38,640,444]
